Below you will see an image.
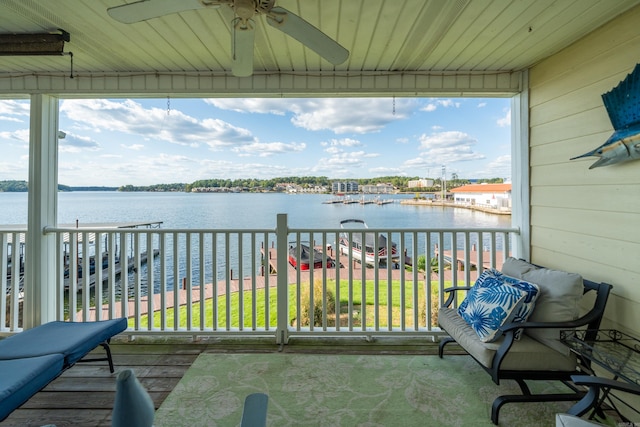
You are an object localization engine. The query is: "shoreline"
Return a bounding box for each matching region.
[400,199,511,215]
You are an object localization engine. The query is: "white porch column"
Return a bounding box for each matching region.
[275,213,289,344]
[511,70,530,261]
[24,94,59,328]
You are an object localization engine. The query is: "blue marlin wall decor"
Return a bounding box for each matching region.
[571,63,640,169]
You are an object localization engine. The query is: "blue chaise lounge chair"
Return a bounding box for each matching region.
[0,318,127,421]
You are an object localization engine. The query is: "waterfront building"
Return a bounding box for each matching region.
[407,178,434,188]
[450,183,511,211]
[360,183,395,194]
[332,181,359,194]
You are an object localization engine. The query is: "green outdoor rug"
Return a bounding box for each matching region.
[155,353,574,427]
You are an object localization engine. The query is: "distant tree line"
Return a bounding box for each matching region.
[0,180,118,192]
[0,180,29,192]
[66,185,118,191]
[118,183,186,192]
[2,176,505,194]
[186,176,332,192]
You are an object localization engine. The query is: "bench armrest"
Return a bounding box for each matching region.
[441,286,472,307]
[570,375,640,395]
[498,301,607,334]
[443,286,472,293]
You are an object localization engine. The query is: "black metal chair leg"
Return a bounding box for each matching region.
[515,379,532,395]
[76,340,116,373]
[438,336,455,358]
[101,341,116,373]
[491,392,587,425]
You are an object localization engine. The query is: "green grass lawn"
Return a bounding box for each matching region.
[130,279,454,330]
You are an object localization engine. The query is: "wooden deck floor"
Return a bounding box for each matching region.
[1,340,204,427]
[2,338,441,426]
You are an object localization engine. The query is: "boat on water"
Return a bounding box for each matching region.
[63,249,159,290]
[288,242,325,270]
[338,219,398,265]
[4,220,163,294]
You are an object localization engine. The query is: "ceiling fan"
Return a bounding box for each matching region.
[107,0,349,77]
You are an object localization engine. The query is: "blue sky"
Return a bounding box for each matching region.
[0,97,511,186]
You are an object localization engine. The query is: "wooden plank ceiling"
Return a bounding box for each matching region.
[1,0,639,91]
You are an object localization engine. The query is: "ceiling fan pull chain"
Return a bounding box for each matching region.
[167,96,171,115]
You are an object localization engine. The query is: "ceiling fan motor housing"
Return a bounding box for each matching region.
[233,0,274,20]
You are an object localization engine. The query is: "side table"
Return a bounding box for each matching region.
[560,329,640,422]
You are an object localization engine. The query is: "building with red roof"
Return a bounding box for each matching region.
[449,183,511,211]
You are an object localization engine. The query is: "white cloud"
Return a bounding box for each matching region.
[0,116,24,123]
[497,109,511,127]
[206,98,416,134]
[204,98,289,115]
[232,141,306,157]
[369,166,404,176]
[321,138,363,153]
[58,131,101,153]
[3,97,511,185]
[419,131,475,150]
[61,99,257,150]
[0,129,29,143]
[60,153,198,186]
[0,100,30,120]
[195,158,291,180]
[473,154,512,179]
[413,131,486,166]
[325,146,341,154]
[422,98,461,112]
[0,159,29,180]
[121,144,145,151]
[291,99,412,134]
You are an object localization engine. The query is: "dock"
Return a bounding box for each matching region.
[322,197,395,205]
[434,246,505,271]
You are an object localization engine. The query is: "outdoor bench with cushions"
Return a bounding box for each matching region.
[438,258,612,425]
[0,318,127,421]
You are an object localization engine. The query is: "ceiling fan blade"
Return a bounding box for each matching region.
[107,0,213,24]
[266,6,348,65]
[231,20,255,77]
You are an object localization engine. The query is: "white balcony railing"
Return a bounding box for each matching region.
[1,229,25,331]
[2,214,518,343]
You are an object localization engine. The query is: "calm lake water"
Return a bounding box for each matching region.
[0,191,511,230]
[2,192,512,297]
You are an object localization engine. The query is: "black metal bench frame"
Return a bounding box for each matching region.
[438,277,612,425]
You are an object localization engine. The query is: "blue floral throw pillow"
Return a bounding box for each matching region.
[499,273,540,324]
[457,269,528,342]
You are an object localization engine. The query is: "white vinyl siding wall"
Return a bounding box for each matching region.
[529,5,640,336]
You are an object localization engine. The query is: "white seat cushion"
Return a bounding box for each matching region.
[439,307,576,372]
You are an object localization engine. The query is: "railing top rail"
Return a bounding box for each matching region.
[42,226,520,235]
[44,226,276,234]
[288,226,520,233]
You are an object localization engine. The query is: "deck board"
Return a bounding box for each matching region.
[1,343,200,427]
